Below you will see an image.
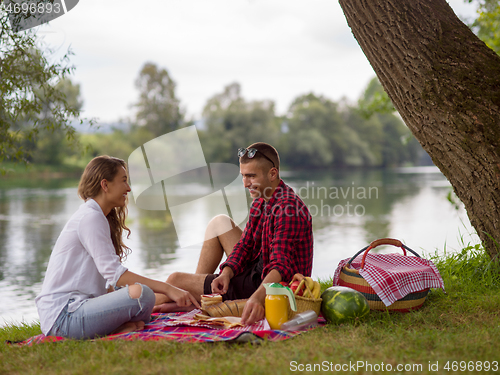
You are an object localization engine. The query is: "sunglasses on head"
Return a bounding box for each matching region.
[237,147,276,168]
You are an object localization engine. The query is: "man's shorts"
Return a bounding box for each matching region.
[203,256,263,301]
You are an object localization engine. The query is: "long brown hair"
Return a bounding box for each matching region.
[77,155,131,262]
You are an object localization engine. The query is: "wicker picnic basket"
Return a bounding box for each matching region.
[338,238,429,313]
[287,281,322,319]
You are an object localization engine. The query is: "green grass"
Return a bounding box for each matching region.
[2,246,500,375]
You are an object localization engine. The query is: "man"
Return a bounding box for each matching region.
[162,142,313,325]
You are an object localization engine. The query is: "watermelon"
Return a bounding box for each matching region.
[320,286,370,324]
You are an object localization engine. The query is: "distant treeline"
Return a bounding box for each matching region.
[197,80,428,169]
[20,63,429,170]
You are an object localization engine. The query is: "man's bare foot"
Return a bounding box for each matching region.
[152,302,197,313]
[111,321,145,335]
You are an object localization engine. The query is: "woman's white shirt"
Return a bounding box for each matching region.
[35,199,128,335]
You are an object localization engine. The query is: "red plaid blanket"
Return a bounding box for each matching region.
[16,310,324,346]
[333,253,445,306]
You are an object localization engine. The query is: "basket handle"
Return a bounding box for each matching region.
[347,238,421,269]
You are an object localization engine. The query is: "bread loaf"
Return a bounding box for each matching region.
[202,299,248,317]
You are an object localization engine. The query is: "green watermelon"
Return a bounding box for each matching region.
[321,286,370,324]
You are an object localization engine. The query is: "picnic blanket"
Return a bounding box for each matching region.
[333,253,445,306]
[16,309,324,346]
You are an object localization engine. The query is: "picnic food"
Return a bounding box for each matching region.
[200,293,223,310]
[312,282,322,299]
[193,313,244,328]
[289,274,321,299]
[289,280,304,296]
[171,313,244,329]
[320,286,370,324]
[302,279,321,299]
[201,298,248,317]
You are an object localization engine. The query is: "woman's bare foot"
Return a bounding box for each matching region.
[111,321,145,335]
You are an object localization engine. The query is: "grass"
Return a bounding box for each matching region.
[1,246,500,375]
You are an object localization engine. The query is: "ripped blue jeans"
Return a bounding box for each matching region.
[48,284,155,339]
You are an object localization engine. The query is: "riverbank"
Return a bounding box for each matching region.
[1,161,84,178]
[0,162,83,190]
[1,244,499,375]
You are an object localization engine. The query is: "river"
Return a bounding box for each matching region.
[0,166,477,327]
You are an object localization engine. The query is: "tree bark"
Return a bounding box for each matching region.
[339,0,500,258]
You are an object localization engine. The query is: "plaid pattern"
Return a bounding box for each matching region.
[221,180,313,282]
[333,253,445,306]
[16,311,324,346]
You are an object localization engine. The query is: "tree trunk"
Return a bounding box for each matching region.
[339,0,500,258]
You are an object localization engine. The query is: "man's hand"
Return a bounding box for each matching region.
[211,266,234,294]
[241,293,265,326]
[241,268,282,325]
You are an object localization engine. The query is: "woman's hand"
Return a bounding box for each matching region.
[166,284,200,309]
[117,270,200,309]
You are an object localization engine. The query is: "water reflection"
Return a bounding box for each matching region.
[286,169,426,245]
[133,209,178,269]
[0,167,476,326]
[0,187,76,289]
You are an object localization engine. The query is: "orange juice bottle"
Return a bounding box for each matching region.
[263,283,297,330]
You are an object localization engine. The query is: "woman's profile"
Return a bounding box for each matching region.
[35,155,199,339]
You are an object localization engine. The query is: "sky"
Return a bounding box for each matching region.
[38,0,478,125]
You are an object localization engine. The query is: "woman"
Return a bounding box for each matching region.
[35,155,199,339]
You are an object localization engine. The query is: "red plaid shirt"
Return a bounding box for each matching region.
[220,180,313,282]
